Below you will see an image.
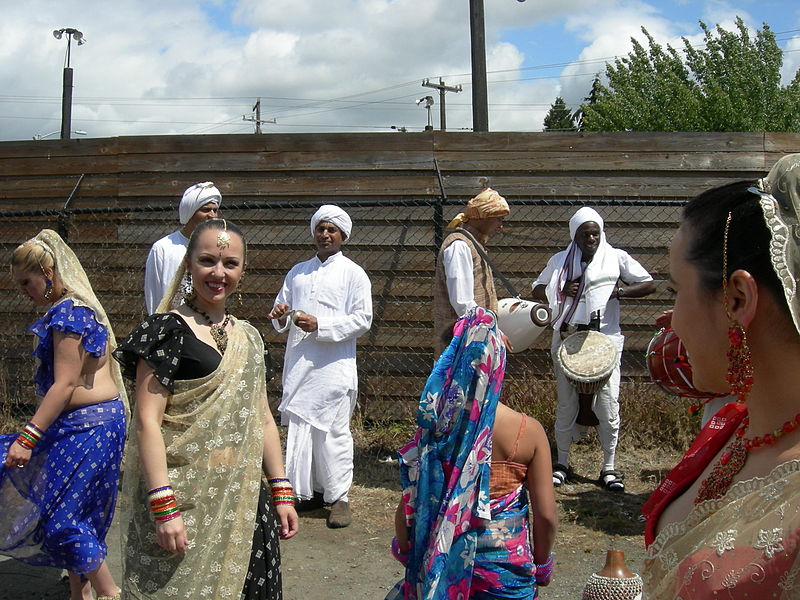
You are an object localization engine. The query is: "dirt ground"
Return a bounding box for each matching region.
[0,436,680,600]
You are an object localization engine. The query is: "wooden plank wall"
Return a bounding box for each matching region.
[1,131,798,417]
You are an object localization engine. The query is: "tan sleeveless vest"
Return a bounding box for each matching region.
[433,230,498,355]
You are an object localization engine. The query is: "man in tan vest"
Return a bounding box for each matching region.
[433,187,510,356]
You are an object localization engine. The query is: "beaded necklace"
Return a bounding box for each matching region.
[185,299,231,354]
[695,412,800,504]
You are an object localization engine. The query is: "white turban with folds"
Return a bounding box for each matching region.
[546,206,619,328]
[179,182,222,225]
[310,204,353,240]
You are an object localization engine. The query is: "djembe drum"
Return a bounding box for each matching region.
[646,327,725,399]
[496,298,551,353]
[557,330,619,426]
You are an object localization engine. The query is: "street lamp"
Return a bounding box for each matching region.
[416,96,435,131]
[469,0,525,132]
[33,130,87,141]
[52,28,86,140]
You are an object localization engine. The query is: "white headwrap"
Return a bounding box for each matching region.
[179,182,222,225]
[546,206,620,329]
[310,204,353,240]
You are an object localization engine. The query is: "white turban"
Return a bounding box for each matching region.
[310,204,352,240]
[569,206,604,239]
[179,182,222,225]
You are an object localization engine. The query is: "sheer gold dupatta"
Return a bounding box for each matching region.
[121,318,268,599]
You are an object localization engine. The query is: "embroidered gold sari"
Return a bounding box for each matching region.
[644,460,800,598]
[121,319,267,599]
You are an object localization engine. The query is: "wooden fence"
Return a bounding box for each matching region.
[0,131,798,417]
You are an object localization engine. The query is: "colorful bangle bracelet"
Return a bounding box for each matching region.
[154,511,182,523]
[535,553,554,584]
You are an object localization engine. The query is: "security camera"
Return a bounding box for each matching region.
[416,96,434,107]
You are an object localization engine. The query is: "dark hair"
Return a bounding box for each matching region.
[186,219,246,262]
[681,180,786,312]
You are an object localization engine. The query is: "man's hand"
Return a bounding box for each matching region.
[561,281,580,298]
[294,312,318,333]
[268,303,290,320]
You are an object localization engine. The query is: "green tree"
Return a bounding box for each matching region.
[543,96,577,131]
[580,18,800,132]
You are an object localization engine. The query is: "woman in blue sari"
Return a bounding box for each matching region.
[0,230,127,600]
[387,307,557,599]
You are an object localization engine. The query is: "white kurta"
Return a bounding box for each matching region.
[273,251,373,431]
[533,247,653,469]
[144,230,188,314]
[442,240,477,317]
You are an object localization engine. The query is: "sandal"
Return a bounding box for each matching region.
[599,469,625,493]
[552,463,570,487]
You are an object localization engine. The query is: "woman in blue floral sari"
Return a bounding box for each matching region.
[386,307,557,600]
[0,230,127,600]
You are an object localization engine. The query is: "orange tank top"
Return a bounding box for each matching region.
[489,414,528,499]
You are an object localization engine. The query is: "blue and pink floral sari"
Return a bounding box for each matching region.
[386,308,537,600]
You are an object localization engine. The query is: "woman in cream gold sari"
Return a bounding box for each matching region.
[642,156,800,598]
[114,219,298,599]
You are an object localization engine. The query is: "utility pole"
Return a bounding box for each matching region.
[242,98,276,133]
[468,0,489,132]
[422,78,462,131]
[468,0,527,133]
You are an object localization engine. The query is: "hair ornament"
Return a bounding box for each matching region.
[217,219,232,249]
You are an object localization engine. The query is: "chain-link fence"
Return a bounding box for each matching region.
[0,196,681,419]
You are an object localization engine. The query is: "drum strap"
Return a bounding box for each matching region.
[447,228,520,298]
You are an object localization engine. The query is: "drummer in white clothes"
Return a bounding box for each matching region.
[268,205,372,529]
[143,182,221,314]
[531,207,655,492]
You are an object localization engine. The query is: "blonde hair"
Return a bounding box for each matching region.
[11,239,55,276]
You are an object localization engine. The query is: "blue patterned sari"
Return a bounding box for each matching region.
[386,308,538,600]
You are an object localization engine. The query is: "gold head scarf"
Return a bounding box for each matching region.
[754,153,800,336]
[29,229,129,417]
[447,187,510,229]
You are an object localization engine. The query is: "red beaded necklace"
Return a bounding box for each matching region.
[695,412,800,504]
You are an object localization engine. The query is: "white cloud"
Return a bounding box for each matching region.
[0,0,795,140]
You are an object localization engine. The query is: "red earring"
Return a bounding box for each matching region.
[722,212,753,402]
[726,320,753,401]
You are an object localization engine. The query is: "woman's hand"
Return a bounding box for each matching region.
[4,442,32,469]
[155,515,190,554]
[275,503,299,540]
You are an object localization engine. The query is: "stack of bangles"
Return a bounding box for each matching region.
[268,477,295,506]
[15,422,44,450]
[535,553,554,585]
[148,485,181,523]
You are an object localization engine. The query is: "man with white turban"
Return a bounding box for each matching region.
[532,207,655,492]
[143,182,221,313]
[433,187,510,355]
[269,204,372,528]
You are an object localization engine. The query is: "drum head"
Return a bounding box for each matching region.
[557,330,618,384]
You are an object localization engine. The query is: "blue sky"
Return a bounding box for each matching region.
[0,0,798,140]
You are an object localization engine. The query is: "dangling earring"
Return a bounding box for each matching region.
[722,211,753,402]
[236,273,244,308]
[43,279,53,301]
[181,272,195,299]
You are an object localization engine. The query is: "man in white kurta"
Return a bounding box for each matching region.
[270,205,372,528]
[532,207,655,493]
[143,182,221,313]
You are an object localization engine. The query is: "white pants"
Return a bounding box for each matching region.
[551,333,623,472]
[284,391,356,504]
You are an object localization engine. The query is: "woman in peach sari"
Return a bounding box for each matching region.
[642,155,800,598]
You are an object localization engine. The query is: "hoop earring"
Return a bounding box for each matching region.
[722,211,753,402]
[43,279,53,301]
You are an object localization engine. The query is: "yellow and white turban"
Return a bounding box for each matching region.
[447,187,509,229]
